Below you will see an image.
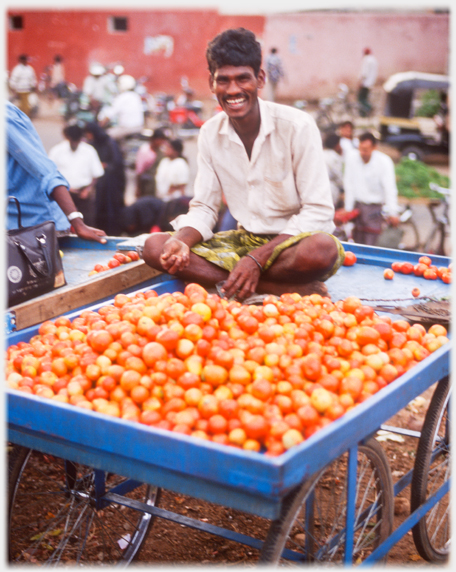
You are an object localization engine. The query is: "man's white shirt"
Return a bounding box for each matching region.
[49,140,104,189]
[343,148,399,216]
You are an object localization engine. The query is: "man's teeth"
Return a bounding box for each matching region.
[226,97,245,106]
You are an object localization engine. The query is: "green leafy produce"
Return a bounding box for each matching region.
[395,158,450,198]
[415,89,442,118]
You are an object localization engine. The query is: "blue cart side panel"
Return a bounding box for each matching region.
[7,344,450,518]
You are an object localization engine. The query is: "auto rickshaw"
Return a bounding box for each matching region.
[379,71,450,161]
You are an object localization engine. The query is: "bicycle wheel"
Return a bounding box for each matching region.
[316,112,336,133]
[423,224,448,256]
[259,438,394,564]
[398,219,421,252]
[411,377,450,562]
[8,446,159,565]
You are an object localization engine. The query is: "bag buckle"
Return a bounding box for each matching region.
[36,234,47,245]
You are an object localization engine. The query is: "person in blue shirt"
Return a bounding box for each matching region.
[6,101,106,243]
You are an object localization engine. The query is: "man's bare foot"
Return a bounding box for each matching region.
[256,280,329,298]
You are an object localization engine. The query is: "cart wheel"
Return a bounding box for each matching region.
[259,438,394,564]
[401,145,425,162]
[411,377,450,562]
[8,446,159,565]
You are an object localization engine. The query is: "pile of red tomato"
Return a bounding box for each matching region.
[6,283,449,456]
[89,250,140,275]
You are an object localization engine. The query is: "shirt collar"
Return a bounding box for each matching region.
[218,97,275,144]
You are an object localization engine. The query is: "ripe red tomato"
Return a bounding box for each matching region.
[343,251,357,266]
[127,250,140,261]
[400,262,414,275]
[418,256,432,267]
[423,268,438,280]
[113,252,128,264]
[383,269,394,280]
[107,258,121,269]
[413,263,428,277]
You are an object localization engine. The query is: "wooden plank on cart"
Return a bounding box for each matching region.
[8,261,162,331]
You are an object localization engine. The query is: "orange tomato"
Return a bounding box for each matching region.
[343,251,357,266]
[418,256,432,266]
[400,262,414,275]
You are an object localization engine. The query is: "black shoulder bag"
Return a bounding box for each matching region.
[7,196,66,308]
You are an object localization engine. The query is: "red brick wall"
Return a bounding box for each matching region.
[6,9,265,98]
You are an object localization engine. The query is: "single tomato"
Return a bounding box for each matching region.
[127,250,140,261]
[343,251,357,266]
[383,269,394,280]
[113,252,128,264]
[423,268,438,280]
[400,262,414,275]
[418,256,432,267]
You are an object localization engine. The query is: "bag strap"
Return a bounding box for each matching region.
[12,233,53,277]
[7,196,22,229]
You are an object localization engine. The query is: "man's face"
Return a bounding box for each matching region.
[339,124,353,139]
[69,139,80,152]
[358,139,375,163]
[151,138,167,151]
[210,65,265,121]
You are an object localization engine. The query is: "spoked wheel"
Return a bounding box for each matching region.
[259,439,394,564]
[398,219,421,252]
[411,377,451,562]
[8,446,159,566]
[423,222,448,256]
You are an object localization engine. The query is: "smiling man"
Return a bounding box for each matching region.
[143,28,345,301]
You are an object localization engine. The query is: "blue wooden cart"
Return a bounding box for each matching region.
[6,243,451,565]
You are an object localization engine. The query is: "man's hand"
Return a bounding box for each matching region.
[222,256,261,301]
[388,215,400,227]
[160,236,191,274]
[71,218,107,243]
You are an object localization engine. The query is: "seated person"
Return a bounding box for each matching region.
[142,28,344,301]
[155,138,190,201]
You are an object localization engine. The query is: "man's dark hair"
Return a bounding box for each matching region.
[324,132,340,150]
[151,128,168,141]
[169,138,184,156]
[358,131,377,146]
[206,28,262,77]
[339,120,354,129]
[63,124,83,141]
[19,54,28,63]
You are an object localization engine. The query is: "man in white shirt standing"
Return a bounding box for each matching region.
[9,54,37,117]
[99,74,144,140]
[343,132,399,246]
[358,48,378,117]
[49,124,104,227]
[143,28,345,301]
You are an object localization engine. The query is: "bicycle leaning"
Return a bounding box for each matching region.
[315,84,361,133]
[421,183,451,256]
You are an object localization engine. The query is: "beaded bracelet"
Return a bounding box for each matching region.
[246,253,264,273]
